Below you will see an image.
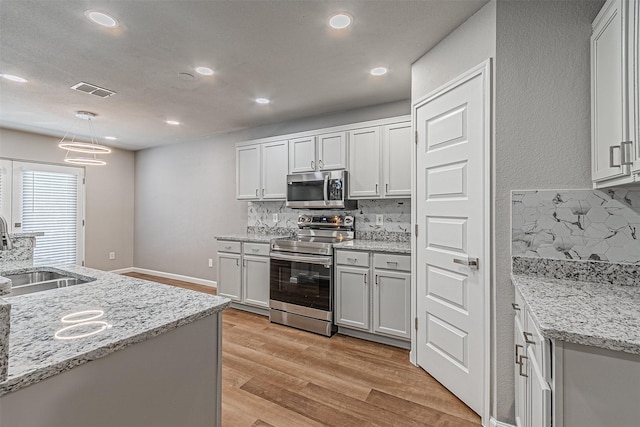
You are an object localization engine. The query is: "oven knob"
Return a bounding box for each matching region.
[306,216,312,222]
[344,216,353,226]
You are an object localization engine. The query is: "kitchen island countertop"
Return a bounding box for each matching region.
[512,273,640,355]
[0,260,230,396]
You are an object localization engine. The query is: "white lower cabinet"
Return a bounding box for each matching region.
[217,240,270,312]
[335,250,411,342]
[513,287,640,427]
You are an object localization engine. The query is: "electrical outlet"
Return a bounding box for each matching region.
[208,258,213,268]
[109,252,116,260]
[375,214,384,226]
[273,213,279,223]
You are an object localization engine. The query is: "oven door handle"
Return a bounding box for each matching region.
[323,174,329,205]
[270,252,333,266]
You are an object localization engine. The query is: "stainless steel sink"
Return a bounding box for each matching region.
[2,271,92,296]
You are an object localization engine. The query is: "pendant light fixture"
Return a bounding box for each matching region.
[58,111,111,166]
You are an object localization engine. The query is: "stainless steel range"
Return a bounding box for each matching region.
[269,214,354,336]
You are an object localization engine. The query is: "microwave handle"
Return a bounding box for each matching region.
[323,174,329,205]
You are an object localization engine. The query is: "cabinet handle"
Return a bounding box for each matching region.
[252,248,259,252]
[363,273,367,285]
[318,159,324,169]
[236,259,239,267]
[255,188,259,197]
[523,331,535,344]
[347,257,358,264]
[512,303,520,311]
[385,183,388,194]
[243,259,246,267]
[518,355,528,377]
[375,183,379,194]
[262,188,265,197]
[375,274,379,285]
[311,160,315,169]
[515,344,523,364]
[621,141,633,166]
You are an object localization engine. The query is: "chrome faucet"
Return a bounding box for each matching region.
[0,215,12,251]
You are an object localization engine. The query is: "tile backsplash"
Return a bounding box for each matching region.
[512,188,640,264]
[248,199,411,241]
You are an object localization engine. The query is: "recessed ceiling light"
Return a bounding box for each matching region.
[255,97,270,105]
[84,10,118,28]
[329,13,352,29]
[1,74,28,83]
[195,67,214,76]
[104,136,117,140]
[370,67,388,76]
[166,120,181,125]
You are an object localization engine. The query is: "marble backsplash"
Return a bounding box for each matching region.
[248,199,411,242]
[512,188,640,264]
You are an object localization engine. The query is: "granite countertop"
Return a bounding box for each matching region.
[216,234,283,243]
[512,273,640,355]
[0,260,230,396]
[333,240,411,254]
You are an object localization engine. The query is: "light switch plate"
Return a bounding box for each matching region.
[375,214,384,226]
[273,213,279,223]
[109,252,116,260]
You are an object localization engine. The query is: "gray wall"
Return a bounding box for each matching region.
[133,100,410,281]
[494,0,603,422]
[411,0,603,423]
[0,127,135,271]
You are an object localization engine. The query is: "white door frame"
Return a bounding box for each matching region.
[410,59,492,425]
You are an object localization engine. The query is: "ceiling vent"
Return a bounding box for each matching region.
[70,82,116,98]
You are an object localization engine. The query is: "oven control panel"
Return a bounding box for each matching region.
[297,215,354,229]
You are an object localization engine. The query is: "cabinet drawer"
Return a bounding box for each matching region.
[218,240,241,254]
[243,242,270,256]
[513,287,525,325]
[335,250,370,267]
[525,309,549,382]
[373,253,410,272]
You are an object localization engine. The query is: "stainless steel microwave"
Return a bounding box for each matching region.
[286,170,356,209]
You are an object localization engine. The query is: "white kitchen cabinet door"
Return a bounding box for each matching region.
[242,255,270,308]
[217,252,242,302]
[526,346,551,427]
[631,0,640,174]
[514,316,527,427]
[261,140,288,199]
[372,269,410,339]
[236,145,261,200]
[382,122,412,197]
[348,127,381,198]
[317,131,347,171]
[289,136,317,173]
[591,0,630,182]
[335,265,370,331]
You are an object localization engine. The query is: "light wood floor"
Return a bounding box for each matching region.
[124,272,481,427]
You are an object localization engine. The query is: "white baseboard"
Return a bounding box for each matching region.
[116,267,217,288]
[489,417,515,427]
[110,267,135,274]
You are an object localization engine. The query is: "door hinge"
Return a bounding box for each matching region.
[415,317,418,331]
[82,177,86,185]
[82,220,85,226]
[82,260,85,266]
[414,224,418,237]
[415,130,418,145]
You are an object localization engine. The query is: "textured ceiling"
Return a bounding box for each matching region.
[0,0,487,150]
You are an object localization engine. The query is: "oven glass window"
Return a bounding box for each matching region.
[287,181,324,202]
[270,258,332,311]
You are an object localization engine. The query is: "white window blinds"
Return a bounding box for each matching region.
[12,162,84,265]
[0,159,11,219]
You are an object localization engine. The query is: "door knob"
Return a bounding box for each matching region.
[453,257,479,270]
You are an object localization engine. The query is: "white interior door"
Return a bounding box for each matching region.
[415,63,489,416]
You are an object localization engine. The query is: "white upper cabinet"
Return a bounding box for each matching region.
[348,127,382,198]
[236,145,261,199]
[261,140,288,199]
[288,136,317,173]
[591,0,639,187]
[382,122,412,197]
[236,140,288,200]
[349,120,412,199]
[289,132,347,173]
[317,131,347,171]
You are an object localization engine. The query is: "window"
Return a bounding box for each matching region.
[0,159,11,219]
[2,159,85,265]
